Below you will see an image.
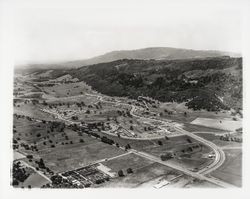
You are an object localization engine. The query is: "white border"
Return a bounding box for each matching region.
[1,0,250,199]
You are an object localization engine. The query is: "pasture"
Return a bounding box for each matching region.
[191,117,242,131]
[210,149,242,187]
[96,162,182,188]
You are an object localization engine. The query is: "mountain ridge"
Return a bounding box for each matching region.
[16,47,241,69]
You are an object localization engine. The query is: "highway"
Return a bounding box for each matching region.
[129,149,235,188]
[84,93,235,188]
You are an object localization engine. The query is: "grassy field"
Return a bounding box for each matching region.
[183,123,227,133]
[14,117,126,173]
[14,117,65,145]
[195,133,242,148]
[158,101,233,123]
[17,172,50,188]
[35,132,125,173]
[42,82,91,98]
[96,133,212,171]
[191,117,242,131]
[96,132,192,150]
[210,149,242,187]
[14,103,56,121]
[183,178,219,188]
[96,162,182,188]
[38,142,125,173]
[45,94,98,104]
[102,153,154,173]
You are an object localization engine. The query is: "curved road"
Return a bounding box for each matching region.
[85,93,233,187]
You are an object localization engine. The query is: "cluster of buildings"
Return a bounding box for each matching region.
[61,164,111,188]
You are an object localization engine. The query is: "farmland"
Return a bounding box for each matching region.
[96,161,183,188]
[210,149,242,187]
[12,63,242,188]
[191,117,242,131]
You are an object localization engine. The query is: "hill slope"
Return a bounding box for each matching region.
[69,56,242,111]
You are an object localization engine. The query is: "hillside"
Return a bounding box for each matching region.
[69,56,242,111]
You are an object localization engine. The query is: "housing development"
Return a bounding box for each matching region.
[12,48,242,189]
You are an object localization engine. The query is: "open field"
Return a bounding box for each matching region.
[35,131,125,173]
[14,117,65,145]
[102,153,154,173]
[96,162,182,188]
[13,151,26,160]
[17,172,50,188]
[183,123,227,133]
[182,178,219,188]
[19,130,126,173]
[191,117,242,131]
[14,116,126,173]
[14,103,56,121]
[97,133,213,171]
[42,82,91,98]
[155,101,234,123]
[210,149,242,187]
[195,133,242,148]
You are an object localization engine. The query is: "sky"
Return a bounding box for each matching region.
[2,0,245,65]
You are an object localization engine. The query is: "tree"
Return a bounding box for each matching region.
[125,144,131,150]
[187,138,192,143]
[12,179,19,186]
[158,140,163,145]
[130,126,134,130]
[86,110,90,114]
[26,155,33,159]
[188,147,193,152]
[71,116,79,120]
[118,170,124,177]
[51,175,63,185]
[160,152,173,161]
[127,168,133,174]
[79,139,84,143]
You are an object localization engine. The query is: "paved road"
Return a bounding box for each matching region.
[85,93,235,187]
[174,126,226,175]
[130,149,235,188]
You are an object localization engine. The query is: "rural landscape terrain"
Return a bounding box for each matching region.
[12,47,242,188]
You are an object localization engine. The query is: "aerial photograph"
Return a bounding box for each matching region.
[7,0,245,190]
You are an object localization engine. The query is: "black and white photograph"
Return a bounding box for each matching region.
[0,0,250,198]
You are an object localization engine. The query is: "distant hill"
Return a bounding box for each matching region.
[61,47,240,68]
[81,47,239,64]
[16,47,241,69]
